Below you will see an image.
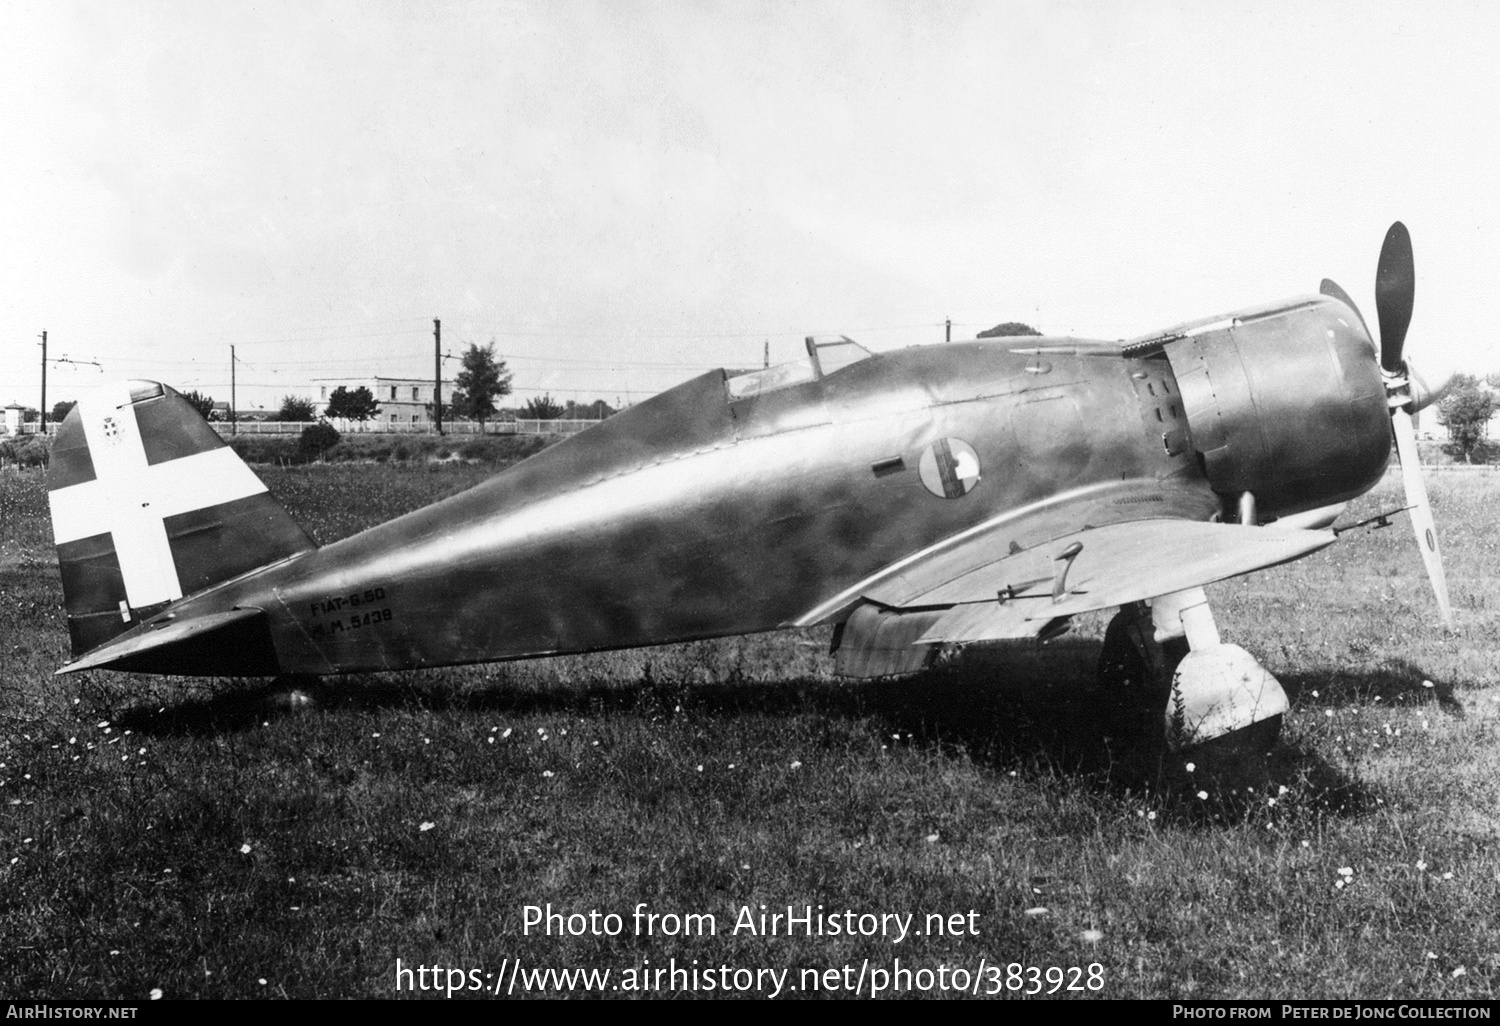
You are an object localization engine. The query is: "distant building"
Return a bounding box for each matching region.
[311,376,451,427]
[561,399,616,420]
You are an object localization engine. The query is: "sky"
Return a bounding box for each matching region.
[3,0,1498,413]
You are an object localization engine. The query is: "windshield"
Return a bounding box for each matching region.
[726,335,873,400]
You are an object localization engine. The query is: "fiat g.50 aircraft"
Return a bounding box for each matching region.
[47,224,1450,749]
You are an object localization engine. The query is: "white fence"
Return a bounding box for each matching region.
[208,419,602,437]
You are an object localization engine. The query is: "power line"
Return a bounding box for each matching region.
[181,380,666,397]
[17,319,948,354]
[211,327,431,347]
[456,322,940,339]
[104,352,726,372]
[491,354,716,369]
[32,317,990,405]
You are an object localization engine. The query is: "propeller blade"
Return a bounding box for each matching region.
[1375,222,1414,373]
[1406,358,1456,415]
[1320,278,1373,343]
[1392,405,1454,628]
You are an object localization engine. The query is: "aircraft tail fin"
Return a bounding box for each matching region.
[46,381,315,658]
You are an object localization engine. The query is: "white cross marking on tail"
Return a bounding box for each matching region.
[47,382,268,610]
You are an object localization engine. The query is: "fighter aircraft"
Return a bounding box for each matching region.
[45,223,1451,748]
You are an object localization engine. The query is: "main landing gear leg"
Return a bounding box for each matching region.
[1149,587,1286,752]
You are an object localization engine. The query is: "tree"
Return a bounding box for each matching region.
[521,393,566,420]
[450,343,513,429]
[297,422,341,462]
[1436,373,1496,464]
[180,390,216,420]
[276,395,317,422]
[977,322,1042,338]
[50,400,77,423]
[325,385,380,423]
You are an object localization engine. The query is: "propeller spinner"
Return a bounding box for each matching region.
[1324,222,1453,628]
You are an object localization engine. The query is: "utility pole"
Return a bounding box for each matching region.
[945,318,951,343]
[433,318,443,435]
[230,345,237,435]
[38,331,47,435]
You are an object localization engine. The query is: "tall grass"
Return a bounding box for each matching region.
[1,466,1496,998]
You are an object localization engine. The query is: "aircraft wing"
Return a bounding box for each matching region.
[833,519,1334,676]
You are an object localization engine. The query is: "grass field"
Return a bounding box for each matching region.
[2,461,1498,1000]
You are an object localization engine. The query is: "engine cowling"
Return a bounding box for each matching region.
[1162,296,1391,518]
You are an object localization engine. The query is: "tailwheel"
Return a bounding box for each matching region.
[266,673,321,712]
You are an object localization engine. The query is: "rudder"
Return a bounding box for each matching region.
[47,381,315,657]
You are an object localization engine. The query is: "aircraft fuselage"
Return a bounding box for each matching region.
[111,294,1391,676]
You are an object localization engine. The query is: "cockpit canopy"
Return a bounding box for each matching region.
[726,335,874,400]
